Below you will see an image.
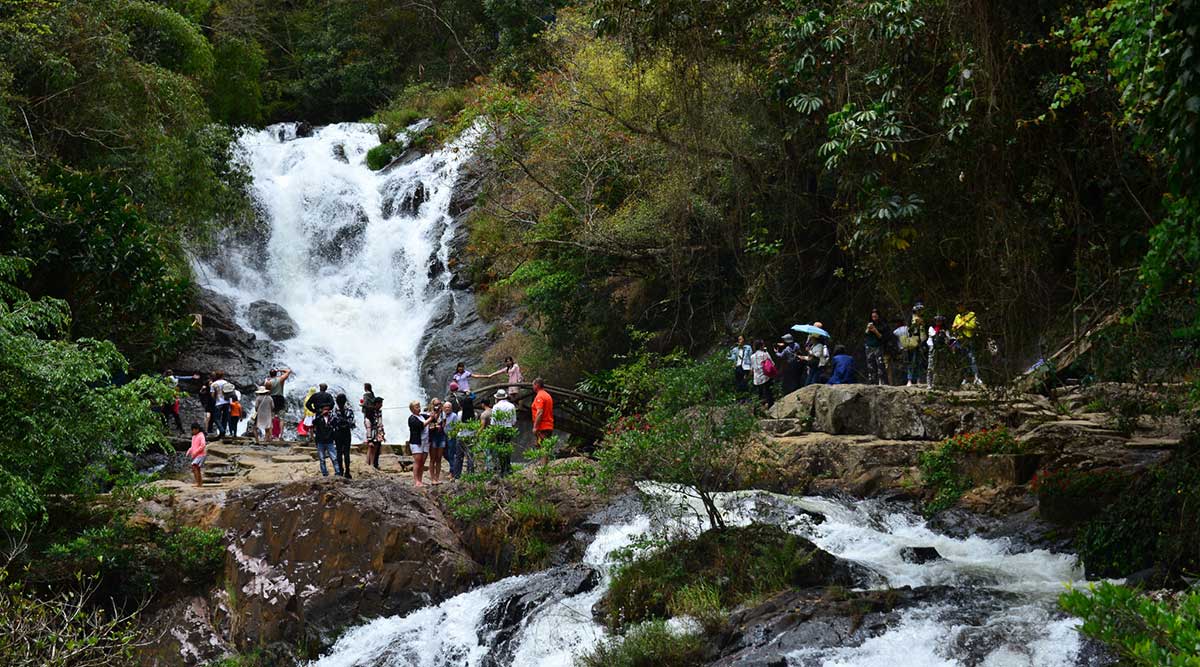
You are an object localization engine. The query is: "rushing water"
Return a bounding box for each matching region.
[196,122,475,410]
[311,487,1097,667]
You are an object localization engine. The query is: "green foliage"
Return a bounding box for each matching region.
[46,515,226,599]
[209,36,267,126]
[918,428,1022,515]
[0,560,145,667]
[576,620,706,667]
[365,142,403,171]
[1061,582,1200,667]
[605,524,818,631]
[0,257,169,529]
[1,171,194,365]
[591,352,762,530]
[1070,431,1200,579]
[122,0,214,80]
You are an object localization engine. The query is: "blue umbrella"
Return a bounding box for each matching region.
[791,324,830,338]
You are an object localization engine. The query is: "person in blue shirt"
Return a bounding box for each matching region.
[827,345,856,385]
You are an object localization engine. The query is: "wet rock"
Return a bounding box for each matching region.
[331,142,348,163]
[900,546,944,564]
[479,564,600,666]
[418,291,493,398]
[246,300,298,341]
[218,477,479,650]
[295,121,314,138]
[380,181,428,219]
[379,147,424,173]
[170,288,279,425]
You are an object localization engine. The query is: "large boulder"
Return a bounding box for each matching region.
[217,477,479,650]
[770,384,1058,441]
[246,300,299,341]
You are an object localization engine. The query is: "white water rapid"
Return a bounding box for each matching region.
[311,489,1101,667]
[197,122,476,412]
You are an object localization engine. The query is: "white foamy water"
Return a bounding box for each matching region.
[196,122,477,411]
[311,488,1097,667]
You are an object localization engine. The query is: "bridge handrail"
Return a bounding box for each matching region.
[464,382,615,408]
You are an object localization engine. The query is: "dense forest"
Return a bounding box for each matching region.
[1,0,1199,665]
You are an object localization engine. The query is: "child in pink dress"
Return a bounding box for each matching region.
[187,422,207,488]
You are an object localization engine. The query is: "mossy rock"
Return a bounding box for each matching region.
[602,524,852,631]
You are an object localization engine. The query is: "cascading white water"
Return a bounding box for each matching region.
[311,489,1097,667]
[196,122,476,411]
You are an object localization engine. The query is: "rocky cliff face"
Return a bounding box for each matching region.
[145,477,480,664]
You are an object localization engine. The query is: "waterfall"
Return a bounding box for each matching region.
[195,122,476,411]
[310,489,1097,667]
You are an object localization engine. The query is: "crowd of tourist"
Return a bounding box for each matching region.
[169,357,553,489]
[733,302,986,407]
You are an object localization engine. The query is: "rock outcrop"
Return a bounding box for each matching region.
[216,477,479,649]
[246,300,299,341]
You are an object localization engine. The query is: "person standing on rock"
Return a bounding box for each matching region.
[927,315,950,389]
[777,334,802,395]
[729,335,753,394]
[228,388,245,437]
[365,397,385,469]
[312,404,342,477]
[360,383,376,419]
[210,371,234,439]
[803,329,829,387]
[492,390,517,475]
[443,401,463,480]
[265,368,292,439]
[428,398,447,484]
[408,400,435,487]
[905,303,928,387]
[253,386,273,442]
[531,378,555,460]
[827,345,856,385]
[306,383,335,415]
[449,382,474,422]
[451,362,484,396]
[199,375,216,435]
[952,302,984,386]
[187,422,207,488]
[333,394,355,479]
[749,340,775,408]
[159,370,189,433]
[864,310,887,385]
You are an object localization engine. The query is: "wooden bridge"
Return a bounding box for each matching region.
[468,382,613,442]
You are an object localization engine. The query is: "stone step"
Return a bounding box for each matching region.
[1125,437,1179,450]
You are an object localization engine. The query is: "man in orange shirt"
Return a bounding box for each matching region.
[531,378,555,458]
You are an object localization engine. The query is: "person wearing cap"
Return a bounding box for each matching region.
[776,333,802,395]
[253,385,273,442]
[905,303,929,387]
[491,389,517,475]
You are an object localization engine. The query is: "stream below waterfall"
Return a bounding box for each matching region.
[311,487,1106,667]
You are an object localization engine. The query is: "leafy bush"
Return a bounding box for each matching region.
[576,620,706,667]
[0,563,146,667]
[604,524,820,631]
[918,428,1022,515]
[1061,582,1200,666]
[366,142,403,170]
[0,257,170,530]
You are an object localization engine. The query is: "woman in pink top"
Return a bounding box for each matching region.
[187,422,207,488]
[488,356,523,395]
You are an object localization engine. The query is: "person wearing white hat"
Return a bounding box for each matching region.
[253,386,273,443]
[491,390,517,476]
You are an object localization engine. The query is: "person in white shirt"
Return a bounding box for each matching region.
[491,390,517,476]
[209,371,234,438]
[749,339,775,408]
